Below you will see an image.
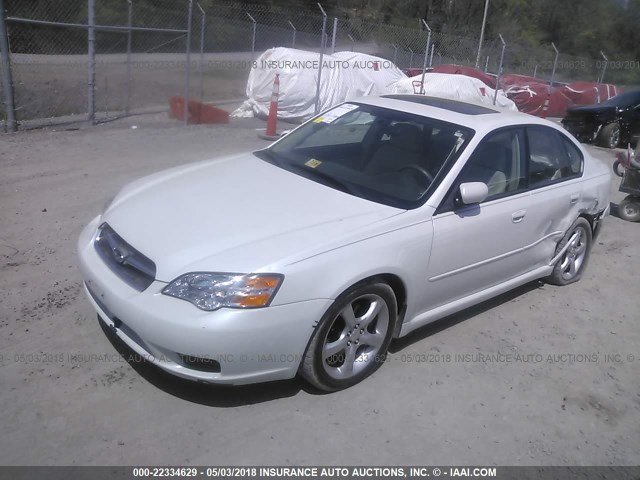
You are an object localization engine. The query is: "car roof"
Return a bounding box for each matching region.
[353,95,558,134]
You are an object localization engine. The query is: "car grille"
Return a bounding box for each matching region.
[94,223,156,291]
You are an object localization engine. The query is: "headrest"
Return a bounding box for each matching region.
[389,123,422,152]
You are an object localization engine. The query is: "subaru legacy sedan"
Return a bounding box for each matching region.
[78,95,610,391]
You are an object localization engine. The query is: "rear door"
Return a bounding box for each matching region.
[521,126,584,269]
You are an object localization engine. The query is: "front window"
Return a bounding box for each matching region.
[255,103,474,209]
[458,128,527,201]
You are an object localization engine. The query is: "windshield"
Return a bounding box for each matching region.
[602,91,640,108]
[256,103,473,209]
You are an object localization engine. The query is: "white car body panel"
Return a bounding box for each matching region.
[104,153,403,282]
[78,95,611,385]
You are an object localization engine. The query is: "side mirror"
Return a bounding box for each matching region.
[458,182,488,205]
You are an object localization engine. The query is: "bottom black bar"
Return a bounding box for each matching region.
[0,466,639,480]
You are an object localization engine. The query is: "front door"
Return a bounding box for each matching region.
[421,127,533,311]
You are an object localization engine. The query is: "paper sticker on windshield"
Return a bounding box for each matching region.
[305,159,322,168]
[314,103,359,124]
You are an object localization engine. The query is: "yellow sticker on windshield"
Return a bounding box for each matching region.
[305,159,322,168]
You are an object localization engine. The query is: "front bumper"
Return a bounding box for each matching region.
[78,216,332,385]
[562,120,601,141]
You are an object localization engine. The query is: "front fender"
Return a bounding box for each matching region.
[271,218,434,328]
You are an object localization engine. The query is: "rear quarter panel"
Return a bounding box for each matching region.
[580,150,612,216]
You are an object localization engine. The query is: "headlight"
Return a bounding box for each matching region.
[162,272,283,311]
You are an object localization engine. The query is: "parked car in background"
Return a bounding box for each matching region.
[562,90,640,149]
[78,96,611,392]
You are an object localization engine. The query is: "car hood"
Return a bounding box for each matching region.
[102,152,403,281]
[565,104,617,117]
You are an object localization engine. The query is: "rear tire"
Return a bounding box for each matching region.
[546,217,592,286]
[618,195,640,222]
[300,281,397,392]
[598,122,621,149]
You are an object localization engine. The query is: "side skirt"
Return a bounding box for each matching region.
[398,265,553,338]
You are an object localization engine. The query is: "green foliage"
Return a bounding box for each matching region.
[4,0,639,83]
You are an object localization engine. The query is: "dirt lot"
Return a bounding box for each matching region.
[0,113,639,466]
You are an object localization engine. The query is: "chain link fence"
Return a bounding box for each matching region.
[1,0,194,130]
[1,0,634,132]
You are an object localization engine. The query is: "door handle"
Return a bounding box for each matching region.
[512,209,527,223]
[570,193,580,204]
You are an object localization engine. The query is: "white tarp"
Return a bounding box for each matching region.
[231,47,407,122]
[390,72,518,111]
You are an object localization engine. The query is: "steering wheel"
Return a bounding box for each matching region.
[399,164,434,184]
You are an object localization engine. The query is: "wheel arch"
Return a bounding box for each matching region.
[345,273,406,315]
[578,208,607,241]
[325,273,408,338]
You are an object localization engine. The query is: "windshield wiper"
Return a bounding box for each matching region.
[290,163,360,196]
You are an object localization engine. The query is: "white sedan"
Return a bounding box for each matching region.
[78,95,611,391]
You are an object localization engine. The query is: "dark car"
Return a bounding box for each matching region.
[562,90,640,149]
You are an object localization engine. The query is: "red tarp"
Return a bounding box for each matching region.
[561,82,620,106]
[400,68,621,117]
[499,74,549,87]
[500,76,571,117]
[430,64,497,89]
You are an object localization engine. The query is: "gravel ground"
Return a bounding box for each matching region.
[0,113,639,466]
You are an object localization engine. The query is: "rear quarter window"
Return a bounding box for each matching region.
[558,133,584,175]
[527,126,581,188]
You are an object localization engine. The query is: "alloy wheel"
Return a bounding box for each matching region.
[610,125,621,149]
[559,226,588,281]
[321,294,390,380]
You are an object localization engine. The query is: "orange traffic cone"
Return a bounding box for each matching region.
[259,74,282,140]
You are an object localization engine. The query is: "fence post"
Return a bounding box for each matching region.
[419,19,431,95]
[493,34,506,105]
[87,0,96,124]
[197,2,205,102]
[599,51,608,84]
[533,64,537,78]
[429,43,434,67]
[0,0,16,132]
[247,13,256,62]
[125,0,133,115]
[184,0,193,125]
[550,42,559,88]
[408,47,413,68]
[347,34,355,52]
[475,0,489,68]
[330,17,337,54]
[391,44,398,66]
[315,2,327,114]
[288,20,296,48]
[484,55,489,72]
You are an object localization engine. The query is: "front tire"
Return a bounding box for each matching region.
[546,217,592,286]
[300,281,397,392]
[618,195,640,222]
[598,122,621,149]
